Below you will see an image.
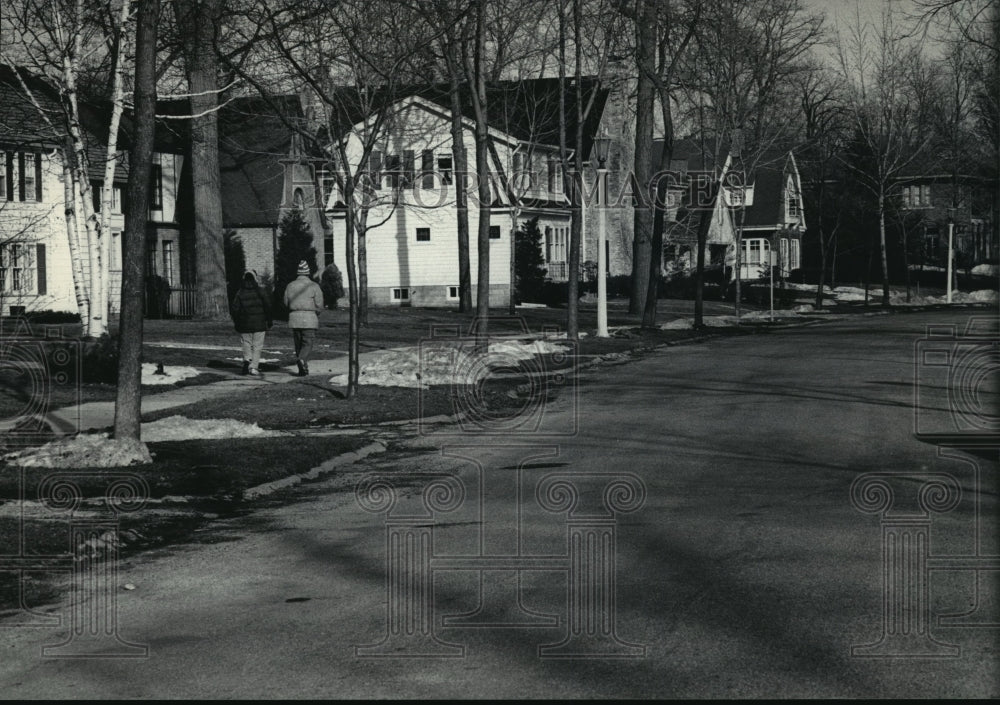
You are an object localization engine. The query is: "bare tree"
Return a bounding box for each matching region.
[174,0,227,319]
[114,0,158,440]
[838,5,932,307]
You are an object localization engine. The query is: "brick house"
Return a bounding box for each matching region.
[893,160,998,270]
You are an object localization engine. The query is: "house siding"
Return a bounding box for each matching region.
[1,150,77,316]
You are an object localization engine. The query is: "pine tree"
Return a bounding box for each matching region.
[274,209,318,317]
[515,217,547,304]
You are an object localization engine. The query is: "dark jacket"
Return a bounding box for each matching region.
[231,282,272,333]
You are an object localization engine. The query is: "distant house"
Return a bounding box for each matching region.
[891,158,997,270]
[153,95,324,311]
[655,137,806,283]
[320,79,609,306]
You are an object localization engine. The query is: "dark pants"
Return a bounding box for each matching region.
[292,328,315,362]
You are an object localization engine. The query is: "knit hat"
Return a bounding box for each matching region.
[297,260,310,275]
[243,269,259,285]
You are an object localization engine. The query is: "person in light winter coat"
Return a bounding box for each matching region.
[283,260,324,376]
[230,269,272,376]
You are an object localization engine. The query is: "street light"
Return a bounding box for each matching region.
[594,134,611,338]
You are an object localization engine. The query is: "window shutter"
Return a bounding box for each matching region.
[34,153,42,201]
[548,160,556,192]
[404,150,415,189]
[18,152,26,201]
[5,152,13,201]
[370,150,382,190]
[36,244,46,295]
[421,150,434,189]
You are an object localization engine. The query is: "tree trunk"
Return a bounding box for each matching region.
[566,0,586,341]
[344,181,360,397]
[630,0,656,315]
[114,0,159,440]
[61,50,105,338]
[180,0,227,319]
[693,204,708,328]
[61,144,90,326]
[447,57,472,313]
[97,0,132,331]
[357,208,369,326]
[472,3,490,335]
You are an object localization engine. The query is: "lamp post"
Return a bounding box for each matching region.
[594,135,611,338]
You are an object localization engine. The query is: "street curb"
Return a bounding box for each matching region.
[242,440,387,500]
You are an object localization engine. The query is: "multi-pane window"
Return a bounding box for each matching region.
[392,287,409,301]
[780,238,789,273]
[21,154,36,201]
[162,240,174,285]
[438,154,453,186]
[920,184,930,206]
[786,178,800,220]
[149,163,163,210]
[746,239,763,265]
[384,154,402,189]
[790,239,800,270]
[0,243,34,292]
[2,152,42,202]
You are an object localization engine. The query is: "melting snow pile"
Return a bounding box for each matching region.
[140,415,287,442]
[141,363,202,386]
[660,316,739,330]
[3,433,151,467]
[891,289,998,306]
[329,339,572,388]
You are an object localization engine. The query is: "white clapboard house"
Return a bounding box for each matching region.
[320,79,609,307]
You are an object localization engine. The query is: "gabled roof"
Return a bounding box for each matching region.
[0,64,126,183]
[654,136,800,228]
[317,77,610,155]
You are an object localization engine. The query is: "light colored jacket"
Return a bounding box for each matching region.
[283,275,324,329]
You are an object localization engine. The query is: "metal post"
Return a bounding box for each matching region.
[596,167,608,338]
[947,219,954,303]
[769,243,774,323]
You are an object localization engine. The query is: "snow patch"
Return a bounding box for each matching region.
[141,363,202,386]
[141,415,288,442]
[3,433,151,467]
[329,339,572,388]
[971,264,998,277]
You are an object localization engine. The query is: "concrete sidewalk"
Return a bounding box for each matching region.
[3,347,408,436]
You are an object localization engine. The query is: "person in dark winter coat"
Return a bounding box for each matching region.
[230,270,272,376]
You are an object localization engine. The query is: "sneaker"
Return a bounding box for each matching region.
[241,361,250,376]
[248,368,260,376]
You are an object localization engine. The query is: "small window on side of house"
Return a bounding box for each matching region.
[438,154,453,185]
[416,227,431,242]
[392,287,409,301]
[489,225,501,239]
[447,285,459,300]
[150,163,163,210]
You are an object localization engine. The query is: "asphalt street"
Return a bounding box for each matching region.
[0,309,997,698]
